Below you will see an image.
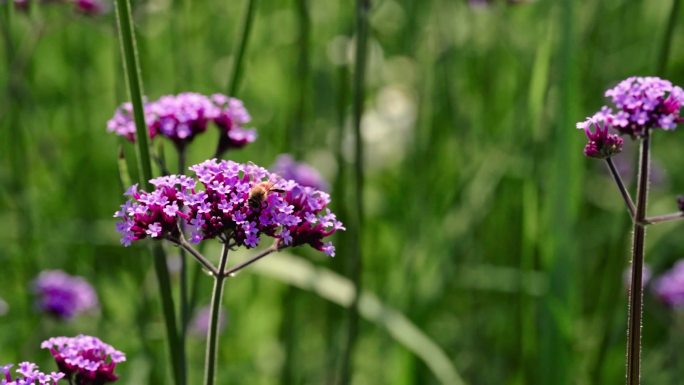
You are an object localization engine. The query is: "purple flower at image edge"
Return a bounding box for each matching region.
[585,76,684,138]
[270,154,329,192]
[41,335,126,385]
[677,196,684,211]
[73,0,106,15]
[0,362,64,385]
[189,306,227,337]
[33,270,98,320]
[653,261,684,308]
[115,159,344,257]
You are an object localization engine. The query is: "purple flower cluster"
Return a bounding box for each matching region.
[653,261,684,308]
[578,76,684,139]
[577,118,623,159]
[270,154,329,191]
[115,159,344,256]
[33,270,98,320]
[41,335,125,385]
[107,93,255,149]
[1,362,64,385]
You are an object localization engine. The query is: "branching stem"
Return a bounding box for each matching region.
[605,157,636,220]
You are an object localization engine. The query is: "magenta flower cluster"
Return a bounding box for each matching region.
[1,362,64,385]
[33,270,98,320]
[107,92,255,149]
[270,154,329,191]
[577,119,624,159]
[41,336,125,385]
[115,159,344,256]
[13,0,105,15]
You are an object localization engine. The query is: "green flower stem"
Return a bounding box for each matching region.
[657,0,681,75]
[214,0,258,158]
[177,148,188,385]
[605,157,636,219]
[114,1,183,384]
[340,1,370,384]
[626,133,650,385]
[222,243,279,278]
[170,236,219,276]
[203,243,230,385]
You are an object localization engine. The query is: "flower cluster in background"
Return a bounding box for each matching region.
[41,335,126,385]
[0,362,64,385]
[107,92,255,150]
[653,261,684,309]
[12,0,106,15]
[189,306,227,338]
[115,159,344,256]
[33,270,98,320]
[270,154,329,192]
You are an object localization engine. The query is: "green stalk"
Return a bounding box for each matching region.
[177,147,188,385]
[114,1,183,384]
[626,133,651,385]
[340,0,370,384]
[214,0,258,158]
[656,0,681,76]
[227,0,257,96]
[204,244,230,385]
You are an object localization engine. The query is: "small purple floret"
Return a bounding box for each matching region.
[41,335,126,385]
[33,270,98,320]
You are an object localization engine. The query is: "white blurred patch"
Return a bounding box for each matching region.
[0,298,7,316]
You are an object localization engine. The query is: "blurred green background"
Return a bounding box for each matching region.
[2,0,684,384]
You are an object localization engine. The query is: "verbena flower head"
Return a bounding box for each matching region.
[653,260,684,308]
[1,362,64,385]
[577,118,623,159]
[270,154,329,191]
[41,335,125,385]
[107,93,255,149]
[115,159,344,256]
[189,306,227,337]
[583,76,684,138]
[33,270,98,320]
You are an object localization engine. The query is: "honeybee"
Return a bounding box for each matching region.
[248,181,285,208]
